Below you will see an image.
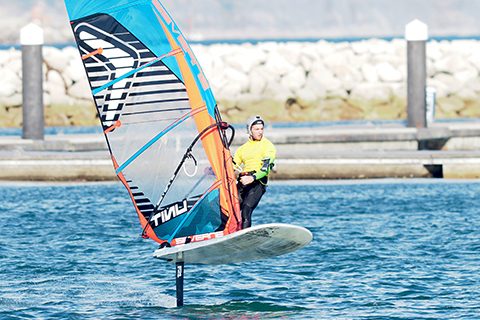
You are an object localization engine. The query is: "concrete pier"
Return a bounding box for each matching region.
[1,121,480,181]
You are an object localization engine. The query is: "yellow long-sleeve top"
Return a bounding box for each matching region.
[233,137,276,181]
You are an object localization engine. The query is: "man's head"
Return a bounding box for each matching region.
[247,115,265,141]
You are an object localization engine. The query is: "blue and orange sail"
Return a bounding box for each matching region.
[64,0,241,246]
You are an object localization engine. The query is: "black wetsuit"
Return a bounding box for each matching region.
[237,177,266,229]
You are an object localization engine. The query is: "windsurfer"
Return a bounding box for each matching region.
[233,115,276,229]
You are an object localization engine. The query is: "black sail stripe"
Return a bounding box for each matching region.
[114,33,137,42]
[130,89,186,96]
[90,75,110,82]
[122,107,191,116]
[122,99,190,115]
[132,80,182,87]
[86,66,109,73]
[135,198,152,204]
[125,98,189,107]
[128,82,184,92]
[140,52,156,59]
[137,70,173,77]
[125,91,188,104]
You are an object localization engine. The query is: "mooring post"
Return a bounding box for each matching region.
[176,252,184,307]
[20,23,44,140]
[426,86,437,126]
[405,19,428,129]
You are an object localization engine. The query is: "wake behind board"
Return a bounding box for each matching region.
[153,223,313,265]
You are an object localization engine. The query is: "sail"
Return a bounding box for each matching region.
[64,0,241,246]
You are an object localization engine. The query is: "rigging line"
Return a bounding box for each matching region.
[92,47,183,95]
[140,122,221,238]
[183,154,198,177]
[167,180,223,244]
[214,107,235,149]
[153,122,221,210]
[183,171,209,199]
[115,105,207,174]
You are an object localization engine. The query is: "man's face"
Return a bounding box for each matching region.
[250,124,264,141]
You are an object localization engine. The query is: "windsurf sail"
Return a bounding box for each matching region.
[64,0,241,246]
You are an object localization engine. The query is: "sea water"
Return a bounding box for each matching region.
[0,180,479,319]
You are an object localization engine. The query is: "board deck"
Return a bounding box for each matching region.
[153,223,313,265]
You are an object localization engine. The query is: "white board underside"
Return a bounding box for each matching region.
[153,223,313,265]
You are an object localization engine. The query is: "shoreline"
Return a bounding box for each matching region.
[1,178,478,186]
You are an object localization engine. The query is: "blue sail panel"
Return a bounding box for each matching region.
[64,0,217,116]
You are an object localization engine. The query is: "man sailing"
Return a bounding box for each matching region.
[233,115,276,229]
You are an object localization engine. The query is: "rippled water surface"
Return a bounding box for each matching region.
[1,180,479,319]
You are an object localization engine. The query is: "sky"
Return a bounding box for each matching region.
[0,0,479,44]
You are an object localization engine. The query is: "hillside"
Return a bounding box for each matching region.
[0,0,479,44]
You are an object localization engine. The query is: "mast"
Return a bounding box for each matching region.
[175,252,184,307]
[176,262,184,307]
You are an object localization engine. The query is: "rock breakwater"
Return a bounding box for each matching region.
[1,39,479,126]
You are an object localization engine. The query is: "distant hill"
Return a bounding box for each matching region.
[1,0,480,44]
